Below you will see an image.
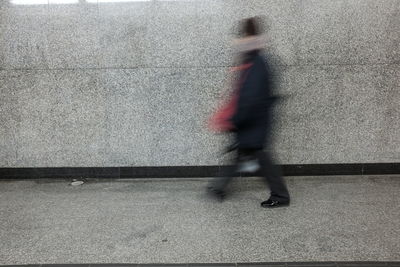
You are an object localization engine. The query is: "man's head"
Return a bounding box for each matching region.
[234,17,265,53]
[239,17,263,38]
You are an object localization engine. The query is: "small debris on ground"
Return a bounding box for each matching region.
[70,179,84,186]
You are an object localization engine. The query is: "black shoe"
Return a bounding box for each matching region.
[207,186,226,201]
[261,198,290,208]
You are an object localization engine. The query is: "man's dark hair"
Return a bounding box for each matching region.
[240,17,263,37]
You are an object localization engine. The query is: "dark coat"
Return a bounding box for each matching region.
[231,51,276,149]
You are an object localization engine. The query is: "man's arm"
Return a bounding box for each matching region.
[231,63,264,128]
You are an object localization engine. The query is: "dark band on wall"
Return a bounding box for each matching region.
[0,163,399,179]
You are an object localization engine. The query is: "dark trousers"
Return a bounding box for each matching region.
[211,148,290,202]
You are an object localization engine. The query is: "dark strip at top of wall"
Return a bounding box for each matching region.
[0,163,399,179]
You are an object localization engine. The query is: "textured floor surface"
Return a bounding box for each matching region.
[0,175,399,265]
[1,262,400,267]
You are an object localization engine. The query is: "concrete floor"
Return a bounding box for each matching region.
[0,175,399,265]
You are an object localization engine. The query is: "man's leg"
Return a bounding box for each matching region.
[207,150,240,199]
[209,165,236,191]
[257,150,290,206]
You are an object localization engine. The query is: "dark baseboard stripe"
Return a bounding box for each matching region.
[0,163,399,179]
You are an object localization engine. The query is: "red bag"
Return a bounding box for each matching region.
[208,91,239,132]
[208,63,253,132]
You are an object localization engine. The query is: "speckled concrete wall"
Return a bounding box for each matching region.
[0,0,399,167]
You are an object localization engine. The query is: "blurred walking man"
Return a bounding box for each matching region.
[208,17,290,208]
